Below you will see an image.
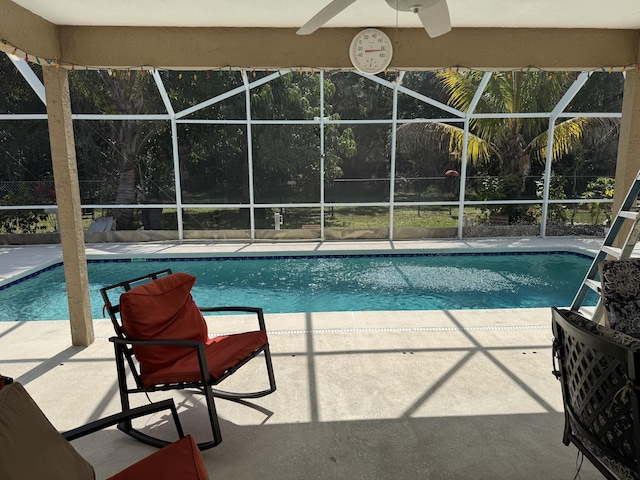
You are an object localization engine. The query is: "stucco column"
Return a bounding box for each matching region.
[42,66,94,346]
[613,69,640,220]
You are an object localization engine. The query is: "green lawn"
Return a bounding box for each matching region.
[0,204,604,234]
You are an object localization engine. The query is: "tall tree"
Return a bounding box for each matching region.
[70,70,164,229]
[396,71,618,192]
[329,72,394,179]
[0,55,50,184]
[249,72,356,203]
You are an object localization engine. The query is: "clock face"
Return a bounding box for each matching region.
[349,28,393,75]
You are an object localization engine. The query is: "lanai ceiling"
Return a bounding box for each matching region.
[7,0,640,30]
[9,0,640,30]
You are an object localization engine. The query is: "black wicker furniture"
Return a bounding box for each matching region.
[552,307,640,479]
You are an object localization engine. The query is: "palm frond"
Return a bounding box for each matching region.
[395,122,492,165]
[437,71,485,112]
[528,117,588,162]
[527,116,619,163]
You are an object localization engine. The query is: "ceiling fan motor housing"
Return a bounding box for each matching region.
[297,0,451,38]
[385,0,441,12]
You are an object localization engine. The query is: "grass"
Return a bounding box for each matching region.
[1,204,604,234]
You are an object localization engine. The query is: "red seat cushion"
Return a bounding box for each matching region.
[120,273,208,377]
[141,330,268,387]
[107,435,208,480]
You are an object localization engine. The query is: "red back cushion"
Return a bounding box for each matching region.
[120,273,208,375]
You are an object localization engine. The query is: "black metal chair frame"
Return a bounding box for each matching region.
[100,268,277,450]
[551,307,640,479]
[8,380,185,444]
[63,397,184,443]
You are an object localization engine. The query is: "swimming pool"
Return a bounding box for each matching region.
[0,251,596,321]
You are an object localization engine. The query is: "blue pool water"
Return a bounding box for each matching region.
[0,251,596,321]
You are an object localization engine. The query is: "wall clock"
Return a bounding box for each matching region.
[349,28,393,75]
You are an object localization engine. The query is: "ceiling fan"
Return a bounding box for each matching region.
[296,0,451,38]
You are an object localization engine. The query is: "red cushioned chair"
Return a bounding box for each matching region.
[100,269,276,450]
[0,380,208,480]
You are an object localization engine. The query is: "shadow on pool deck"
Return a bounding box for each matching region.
[0,307,602,479]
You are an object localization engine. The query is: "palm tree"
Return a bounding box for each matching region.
[396,71,613,191]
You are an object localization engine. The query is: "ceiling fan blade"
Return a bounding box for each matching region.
[417,0,451,38]
[296,0,359,35]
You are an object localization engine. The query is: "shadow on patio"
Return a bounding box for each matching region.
[0,308,600,479]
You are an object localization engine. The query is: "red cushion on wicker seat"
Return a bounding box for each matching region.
[107,435,208,480]
[120,273,208,376]
[141,330,268,386]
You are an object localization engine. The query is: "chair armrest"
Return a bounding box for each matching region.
[199,306,262,313]
[198,306,267,330]
[109,337,205,348]
[62,398,184,442]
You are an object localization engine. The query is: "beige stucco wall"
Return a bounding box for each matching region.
[54,27,639,71]
[0,0,60,60]
[42,66,94,347]
[614,70,640,212]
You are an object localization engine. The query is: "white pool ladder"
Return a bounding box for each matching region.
[570,170,640,321]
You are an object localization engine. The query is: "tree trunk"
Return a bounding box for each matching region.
[113,119,142,229]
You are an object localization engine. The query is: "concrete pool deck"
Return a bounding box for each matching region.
[0,237,606,479]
